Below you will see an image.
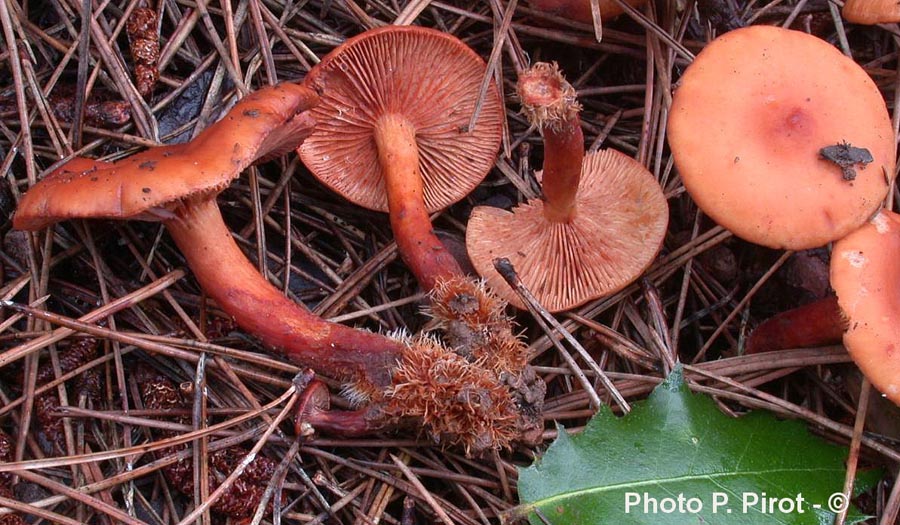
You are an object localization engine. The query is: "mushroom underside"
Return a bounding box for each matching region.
[467,149,668,312]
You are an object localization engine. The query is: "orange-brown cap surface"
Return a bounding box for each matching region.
[14,82,318,231]
[668,25,895,250]
[299,26,503,213]
[843,0,900,24]
[466,148,668,312]
[831,209,900,405]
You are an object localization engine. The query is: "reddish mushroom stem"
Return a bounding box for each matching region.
[539,115,584,222]
[373,114,464,290]
[293,376,387,437]
[518,63,584,224]
[165,197,402,388]
[744,296,845,354]
[305,408,383,435]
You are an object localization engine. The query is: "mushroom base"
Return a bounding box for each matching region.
[294,276,545,453]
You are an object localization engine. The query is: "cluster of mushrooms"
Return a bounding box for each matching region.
[11,16,900,453]
[12,26,670,453]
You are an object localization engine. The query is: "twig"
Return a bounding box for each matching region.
[493,257,630,413]
[174,383,299,525]
[390,454,454,525]
[0,270,186,368]
[466,0,516,133]
[835,378,869,525]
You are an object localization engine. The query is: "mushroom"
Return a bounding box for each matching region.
[296,26,535,382]
[466,62,669,312]
[667,25,896,250]
[298,25,503,292]
[15,82,542,452]
[14,82,403,391]
[842,0,900,24]
[831,209,900,404]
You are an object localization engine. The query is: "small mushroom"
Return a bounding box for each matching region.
[831,209,900,404]
[298,26,503,291]
[667,25,896,250]
[14,82,403,390]
[466,63,669,312]
[842,0,900,24]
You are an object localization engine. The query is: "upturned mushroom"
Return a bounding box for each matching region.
[668,25,896,250]
[15,82,542,452]
[297,25,536,377]
[298,25,503,292]
[831,209,900,404]
[466,62,669,312]
[14,82,403,389]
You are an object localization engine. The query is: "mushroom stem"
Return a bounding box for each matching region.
[294,377,387,437]
[517,62,584,224]
[304,406,386,436]
[745,296,845,354]
[164,197,402,388]
[373,114,464,290]
[539,115,584,223]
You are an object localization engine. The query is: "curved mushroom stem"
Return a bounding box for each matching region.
[302,405,388,437]
[164,197,402,388]
[518,63,584,224]
[373,114,464,290]
[293,375,388,438]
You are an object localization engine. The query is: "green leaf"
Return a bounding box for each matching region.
[517,366,879,525]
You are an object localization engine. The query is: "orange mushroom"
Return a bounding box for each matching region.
[466,63,668,312]
[831,209,900,404]
[842,0,900,24]
[14,82,403,390]
[668,25,896,250]
[298,26,503,292]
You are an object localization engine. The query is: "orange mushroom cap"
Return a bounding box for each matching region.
[466,148,668,312]
[14,82,318,230]
[831,209,900,405]
[843,0,900,24]
[668,25,895,250]
[298,25,503,213]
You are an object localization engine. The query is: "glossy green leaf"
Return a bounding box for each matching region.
[517,367,879,524]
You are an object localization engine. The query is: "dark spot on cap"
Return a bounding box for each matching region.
[142,187,151,193]
[243,109,260,117]
[139,160,157,171]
